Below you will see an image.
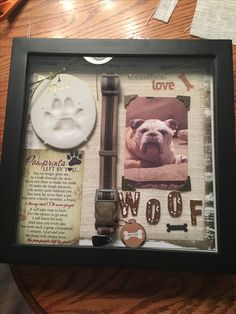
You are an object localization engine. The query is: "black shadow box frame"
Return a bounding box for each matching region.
[0,38,235,272]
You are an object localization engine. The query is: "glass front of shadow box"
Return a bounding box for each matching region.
[17,55,217,252]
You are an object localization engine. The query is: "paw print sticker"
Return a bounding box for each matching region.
[67,151,82,167]
[30,74,96,149]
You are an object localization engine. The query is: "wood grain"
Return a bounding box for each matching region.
[0,0,236,313]
[11,265,236,314]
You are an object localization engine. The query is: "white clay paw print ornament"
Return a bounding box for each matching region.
[31,74,96,149]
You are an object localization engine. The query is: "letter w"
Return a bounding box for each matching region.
[118,192,140,217]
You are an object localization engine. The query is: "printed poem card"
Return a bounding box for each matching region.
[17,149,84,245]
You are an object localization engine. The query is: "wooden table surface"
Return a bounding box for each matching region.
[0,0,236,313]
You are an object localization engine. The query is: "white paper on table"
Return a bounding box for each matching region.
[153,0,179,23]
[190,0,236,44]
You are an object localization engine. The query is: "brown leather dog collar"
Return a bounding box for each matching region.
[95,73,120,236]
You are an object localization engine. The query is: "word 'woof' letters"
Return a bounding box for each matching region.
[118,191,203,226]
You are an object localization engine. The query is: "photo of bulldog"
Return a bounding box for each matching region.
[123,96,188,189]
[125,118,187,168]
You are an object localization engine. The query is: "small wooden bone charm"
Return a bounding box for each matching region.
[178,73,194,91]
[166,223,188,233]
[120,219,146,248]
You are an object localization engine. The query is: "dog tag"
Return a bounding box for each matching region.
[120,219,146,248]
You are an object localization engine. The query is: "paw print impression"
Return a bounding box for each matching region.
[44,97,84,135]
[30,74,96,149]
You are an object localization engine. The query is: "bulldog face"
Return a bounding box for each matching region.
[130,118,177,155]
